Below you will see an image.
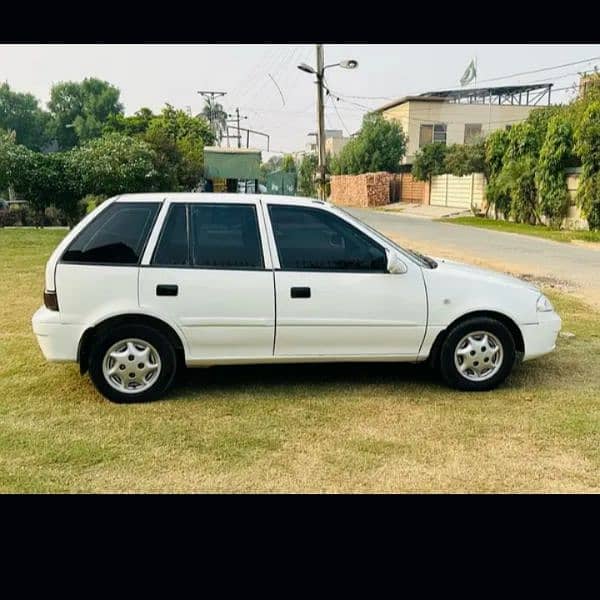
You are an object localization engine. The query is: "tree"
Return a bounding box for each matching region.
[0,83,51,150]
[298,153,318,197]
[48,78,123,149]
[443,142,486,177]
[281,154,297,173]
[535,115,574,228]
[0,130,31,193]
[200,98,228,142]
[331,113,407,175]
[484,129,511,218]
[105,104,214,191]
[70,133,157,197]
[0,133,80,225]
[574,100,600,230]
[412,143,448,181]
[104,107,155,136]
[143,105,214,191]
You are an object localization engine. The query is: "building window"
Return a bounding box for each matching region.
[419,124,433,147]
[464,123,482,145]
[419,123,447,147]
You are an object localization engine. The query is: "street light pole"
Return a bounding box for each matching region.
[298,48,358,201]
[315,44,327,200]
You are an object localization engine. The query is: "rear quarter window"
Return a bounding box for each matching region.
[62,202,160,265]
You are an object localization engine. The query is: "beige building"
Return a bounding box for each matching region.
[378,84,553,164]
[306,129,351,157]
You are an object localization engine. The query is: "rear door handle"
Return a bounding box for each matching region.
[291,287,311,299]
[156,284,178,297]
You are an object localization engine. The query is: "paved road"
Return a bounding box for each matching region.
[349,208,600,307]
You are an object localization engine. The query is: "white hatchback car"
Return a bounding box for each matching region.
[32,193,561,403]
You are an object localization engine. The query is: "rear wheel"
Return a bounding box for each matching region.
[439,317,516,391]
[89,324,177,403]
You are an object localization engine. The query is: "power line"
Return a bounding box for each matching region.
[475,55,600,85]
[328,94,352,136]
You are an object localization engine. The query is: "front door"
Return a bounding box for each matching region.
[139,200,275,362]
[265,203,427,358]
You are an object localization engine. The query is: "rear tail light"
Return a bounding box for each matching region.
[44,290,59,311]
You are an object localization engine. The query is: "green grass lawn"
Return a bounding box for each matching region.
[439,216,600,245]
[1,228,599,492]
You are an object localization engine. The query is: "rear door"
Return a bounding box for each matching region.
[139,198,275,363]
[264,201,427,358]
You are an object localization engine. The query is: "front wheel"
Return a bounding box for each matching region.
[439,317,516,391]
[88,324,177,403]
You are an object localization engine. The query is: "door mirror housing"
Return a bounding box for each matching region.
[386,249,407,274]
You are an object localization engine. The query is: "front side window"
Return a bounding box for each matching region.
[268,204,387,272]
[62,202,159,265]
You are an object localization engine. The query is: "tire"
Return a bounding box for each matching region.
[439,317,516,392]
[88,323,178,404]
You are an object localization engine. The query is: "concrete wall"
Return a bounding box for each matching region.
[330,172,392,208]
[430,173,486,210]
[383,100,535,164]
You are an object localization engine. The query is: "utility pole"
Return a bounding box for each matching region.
[227,108,248,148]
[315,44,327,200]
[297,48,358,200]
[197,90,227,143]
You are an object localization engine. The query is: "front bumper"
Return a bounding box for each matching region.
[521,311,562,361]
[32,306,81,362]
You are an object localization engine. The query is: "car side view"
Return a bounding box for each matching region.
[32,193,562,403]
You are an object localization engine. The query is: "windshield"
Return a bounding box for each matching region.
[333,206,438,269]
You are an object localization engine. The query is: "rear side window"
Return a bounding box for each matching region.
[190,204,263,269]
[62,202,159,265]
[151,203,263,269]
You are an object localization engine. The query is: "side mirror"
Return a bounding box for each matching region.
[386,249,407,274]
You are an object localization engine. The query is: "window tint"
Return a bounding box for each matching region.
[152,204,189,266]
[190,204,263,269]
[268,205,387,272]
[62,202,159,265]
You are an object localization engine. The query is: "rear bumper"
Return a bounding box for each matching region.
[31,306,81,362]
[521,311,562,361]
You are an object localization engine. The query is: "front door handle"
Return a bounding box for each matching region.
[291,287,311,299]
[156,284,178,297]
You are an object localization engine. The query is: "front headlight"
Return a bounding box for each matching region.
[536,294,554,312]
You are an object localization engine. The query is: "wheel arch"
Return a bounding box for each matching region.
[427,310,525,369]
[78,313,186,374]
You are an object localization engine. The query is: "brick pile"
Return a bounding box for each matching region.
[329,172,392,207]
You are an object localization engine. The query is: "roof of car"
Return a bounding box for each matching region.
[115,193,331,208]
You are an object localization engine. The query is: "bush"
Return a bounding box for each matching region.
[331,113,407,175]
[81,194,107,214]
[412,143,448,181]
[0,208,18,226]
[8,204,35,226]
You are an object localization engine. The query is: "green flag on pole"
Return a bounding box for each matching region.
[460,59,477,87]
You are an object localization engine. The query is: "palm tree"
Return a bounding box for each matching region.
[200,98,228,143]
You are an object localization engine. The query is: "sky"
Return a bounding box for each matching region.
[2,43,600,157]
